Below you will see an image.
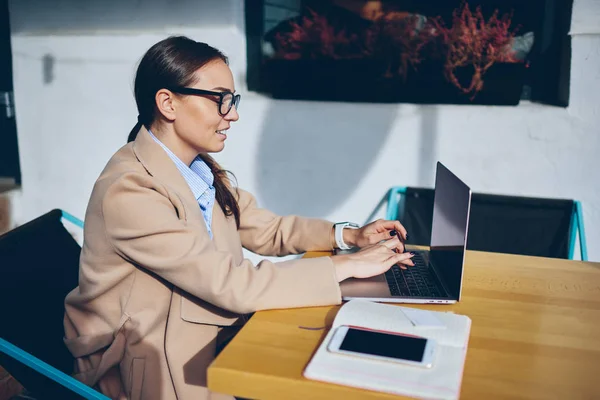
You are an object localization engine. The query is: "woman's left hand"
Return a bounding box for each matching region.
[345,219,408,251]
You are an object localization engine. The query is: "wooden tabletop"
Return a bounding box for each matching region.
[208,250,600,400]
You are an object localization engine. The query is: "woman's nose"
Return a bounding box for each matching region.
[226,105,239,121]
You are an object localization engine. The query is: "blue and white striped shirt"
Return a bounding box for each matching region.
[148,130,216,239]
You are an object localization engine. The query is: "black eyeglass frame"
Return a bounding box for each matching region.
[168,87,241,116]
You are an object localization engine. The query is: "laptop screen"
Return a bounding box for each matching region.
[429,163,471,299]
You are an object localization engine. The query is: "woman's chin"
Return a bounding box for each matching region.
[211,142,225,153]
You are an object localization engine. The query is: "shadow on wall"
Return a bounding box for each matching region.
[417,106,439,187]
[255,100,399,217]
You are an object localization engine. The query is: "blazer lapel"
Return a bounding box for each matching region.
[131,126,204,224]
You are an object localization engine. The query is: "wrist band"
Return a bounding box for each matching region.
[334,222,360,250]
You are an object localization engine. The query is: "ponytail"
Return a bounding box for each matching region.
[128,120,143,143]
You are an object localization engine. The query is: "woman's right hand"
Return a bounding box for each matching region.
[331,236,415,282]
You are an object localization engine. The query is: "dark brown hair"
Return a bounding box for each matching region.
[127,36,240,227]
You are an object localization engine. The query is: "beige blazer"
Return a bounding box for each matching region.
[63,127,342,400]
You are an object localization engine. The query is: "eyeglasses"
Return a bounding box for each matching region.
[168,87,241,116]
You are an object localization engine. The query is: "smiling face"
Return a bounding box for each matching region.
[151,59,239,165]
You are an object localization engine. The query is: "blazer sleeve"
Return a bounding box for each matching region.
[236,188,336,256]
[101,173,342,314]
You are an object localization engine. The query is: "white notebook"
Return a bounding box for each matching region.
[303,300,472,400]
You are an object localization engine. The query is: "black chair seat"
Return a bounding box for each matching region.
[0,209,83,399]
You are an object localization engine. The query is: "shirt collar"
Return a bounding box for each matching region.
[147,129,214,201]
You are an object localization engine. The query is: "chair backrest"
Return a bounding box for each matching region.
[0,209,83,399]
[396,188,576,259]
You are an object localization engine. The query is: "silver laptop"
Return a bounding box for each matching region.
[340,162,472,304]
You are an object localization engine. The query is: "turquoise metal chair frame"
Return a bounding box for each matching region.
[0,337,109,400]
[385,186,588,261]
[61,210,84,229]
[568,200,588,260]
[0,210,110,400]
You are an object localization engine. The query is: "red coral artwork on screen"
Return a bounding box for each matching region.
[431,2,522,98]
[271,2,522,99]
[274,9,365,60]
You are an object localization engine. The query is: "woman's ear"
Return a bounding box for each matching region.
[155,89,177,122]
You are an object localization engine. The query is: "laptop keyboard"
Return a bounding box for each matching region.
[384,252,447,298]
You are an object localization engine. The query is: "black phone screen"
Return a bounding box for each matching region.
[340,328,427,362]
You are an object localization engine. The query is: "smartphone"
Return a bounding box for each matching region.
[327,325,436,368]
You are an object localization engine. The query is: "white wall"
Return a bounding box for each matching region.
[8,0,600,261]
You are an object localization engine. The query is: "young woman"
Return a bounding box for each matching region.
[63,36,414,400]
